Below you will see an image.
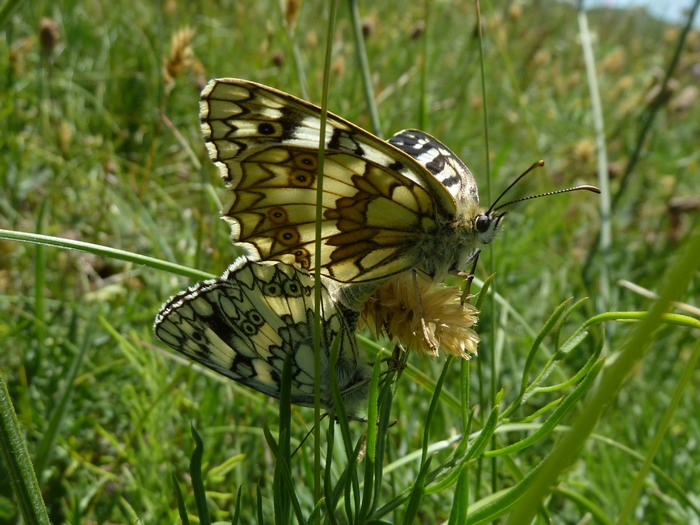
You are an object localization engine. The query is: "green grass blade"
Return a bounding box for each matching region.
[314,2,340,513]
[420,357,452,465]
[401,456,432,525]
[0,229,212,280]
[578,7,612,311]
[0,372,50,525]
[485,359,604,458]
[231,485,243,525]
[273,351,302,525]
[256,484,264,524]
[171,470,191,525]
[33,201,47,347]
[347,0,382,136]
[358,355,383,521]
[189,423,211,525]
[322,425,339,525]
[447,467,469,525]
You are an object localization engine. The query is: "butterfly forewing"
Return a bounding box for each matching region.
[154,257,371,411]
[200,78,476,284]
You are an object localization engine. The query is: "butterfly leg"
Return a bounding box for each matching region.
[412,269,439,354]
[387,342,408,379]
[459,249,481,305]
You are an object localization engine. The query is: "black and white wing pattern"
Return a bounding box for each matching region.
[200,78,505,285]
[154,257,371,414]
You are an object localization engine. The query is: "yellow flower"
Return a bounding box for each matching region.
[360,273,479,359]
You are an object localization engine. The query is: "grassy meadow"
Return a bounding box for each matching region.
[1,0,699,523]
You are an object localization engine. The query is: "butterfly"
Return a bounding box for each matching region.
[200,78,504,293]
[153,256,371,415]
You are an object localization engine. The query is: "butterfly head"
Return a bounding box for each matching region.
[445,161,599,276]
[474,209,507,245]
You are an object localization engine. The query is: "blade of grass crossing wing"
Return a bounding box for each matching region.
[273,352,304,525]
[314,1,340,511]
[358,356,383,521]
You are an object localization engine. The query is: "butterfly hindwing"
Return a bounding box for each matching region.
[388,129,479,210]
[154,257,371,412]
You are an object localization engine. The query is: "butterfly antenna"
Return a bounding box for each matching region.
[485,160,545,215]
[486,160,601,213]
[493,185,601,212]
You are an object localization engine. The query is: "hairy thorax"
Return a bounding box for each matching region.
[413,213,480,281]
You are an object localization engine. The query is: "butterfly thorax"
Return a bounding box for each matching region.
[413,202,483,280]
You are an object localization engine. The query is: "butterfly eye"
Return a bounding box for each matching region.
[475,214,491,233]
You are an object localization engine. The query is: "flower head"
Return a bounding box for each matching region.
[359,273,479,359]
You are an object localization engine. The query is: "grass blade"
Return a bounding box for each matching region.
[0,372,50,525]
